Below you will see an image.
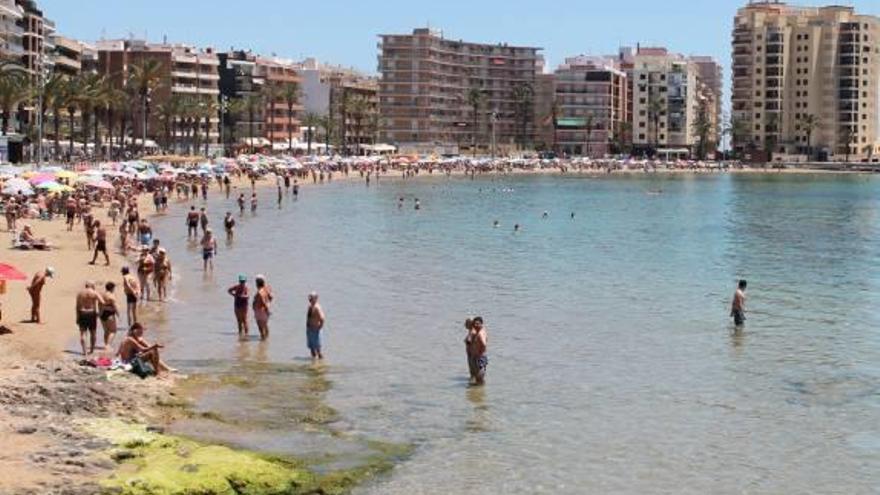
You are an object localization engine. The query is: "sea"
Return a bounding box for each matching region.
[144,172,880,494]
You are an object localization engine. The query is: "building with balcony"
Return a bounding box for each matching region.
[553,56,628,157]
[378,28,544,155]
[299,57,378,153]
[16,0,52,78]
[255,55,301,146]
[731,2,880,161]
[620,46,719,158]
[97,39,221,151]
[0,0,24,61]
[50,34,84,76]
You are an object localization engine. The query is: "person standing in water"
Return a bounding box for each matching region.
[466,316,488,385]
[253,275,274,340]
[306,292,325,360]
[228,276,249,339]
[237,193,246,214]
[731,279,747,327]
[224,212,236,241]
[201,228,218,271]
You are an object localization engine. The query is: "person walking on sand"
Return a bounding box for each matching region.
[253,275,274,340]
[228,276,249,339]
[731,279,747,328]
[89,220,110,265]
[466,316,488,385]
[75,281,104,356]
[99,281,119,349]
[200,228,218,271]
[121,266,140,326]
[306,292,325,360]
[27,267,54,323]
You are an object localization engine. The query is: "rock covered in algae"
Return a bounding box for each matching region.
[81,418,316,495]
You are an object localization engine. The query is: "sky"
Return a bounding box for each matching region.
[42,1,880,85]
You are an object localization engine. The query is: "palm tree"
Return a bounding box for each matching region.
[244,93,263,153]
[840,125,856,164]
[466,87,484,157]
[511,83,534,150]
[0,69,28,136]
[156,94,182,153]
[201,98,218,156]
[346,95,370,156]
[797,113,819,160]
[764,113,779,163]
[224,97,246,154]
[584,114,594,157]
[62,75,84,158]
[319,114,334,155]
[130,59,165,155]
[301,112,321,156]
[611,121,632,155]
[692,100,713,160]
[282,82,300,152]
[648,96,664,156]
[261,83,282,151]
[723,115,750,159]
[547,98,560,154]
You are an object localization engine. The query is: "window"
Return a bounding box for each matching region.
[659,134,665,140]
[755,90,761,96]
[804,34,809,40]
[755,124,761,131]
[639,74,646,80]
[639,122,646,128]
[640,98,646,104]
[755,113,761,119]
[638,133,646,139]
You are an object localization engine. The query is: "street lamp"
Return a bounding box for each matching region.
[141,89,152,157]
[490,111,498,159]
[220,95,229,157]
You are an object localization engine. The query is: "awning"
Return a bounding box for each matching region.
[557,118,586,128]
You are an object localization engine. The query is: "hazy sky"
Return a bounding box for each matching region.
[42,0,880,80]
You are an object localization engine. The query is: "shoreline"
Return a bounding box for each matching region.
[0,163,876,493]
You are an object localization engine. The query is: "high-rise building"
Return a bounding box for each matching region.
[731,2,880,161]
[98,40,220,152]
[0,0,24,62]
[621,46,719,158]
[255,55,301,147]
[16,0,52,78]
[50,34,85,76]
[299,57,379,152]
[378,28,544,154]
[553,56,628,157]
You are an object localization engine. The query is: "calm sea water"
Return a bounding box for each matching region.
[147,173,880,494]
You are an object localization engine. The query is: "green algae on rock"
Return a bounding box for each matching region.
[79,419,413,495]
[82,419,315,495]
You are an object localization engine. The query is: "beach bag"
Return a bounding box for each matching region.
[130,356,155,378]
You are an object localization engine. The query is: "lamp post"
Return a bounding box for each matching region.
[220,94,228,157]
[490,111,498,159]
[141,90,151,157]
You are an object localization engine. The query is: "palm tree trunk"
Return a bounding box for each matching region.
[248,108,254,154]
[81,111,90,160]
[106,110,113,160]
[68,111,75,159]
[1,111,8,136]
[269,100,275,153]
[94,107,101,160]
[53,111,60,159]
[287,103,293,153]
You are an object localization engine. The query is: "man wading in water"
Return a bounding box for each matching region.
[306,292,325,360]
[465,316,488,385]
[731,280,747,328]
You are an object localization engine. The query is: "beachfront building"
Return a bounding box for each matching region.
[0,0,24,62]
[16,0,53,78]
[299,57,379,154]
[378,28,544,155]
[532,73,556,153]
[218,50,264,149]
[50,34,86,76]
[620,46,719,159]
[255,55,302,149]
[98,39,221,153]
[553,56,628,157]
[731,2,880,162]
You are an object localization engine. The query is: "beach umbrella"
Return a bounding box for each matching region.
[0,263,27,281]
[55,170,78,179]
[4,177,30,190]
[87,180,114,190]
[28,173,56,185]
[35,180,63,190]
[2,184,33,195]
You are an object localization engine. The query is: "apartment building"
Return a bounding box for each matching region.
[218,50,263,146]
[255,55,301,146]
[299,57,379,152]
[533,73,556,152]
[378,28,544,155]
[732,2,880,161]
[50,34,84,76]
[553,56,628,157]
[16,0,52,79]
[622,46,719,158]
[98,40,220,150]
[0,0,23,61]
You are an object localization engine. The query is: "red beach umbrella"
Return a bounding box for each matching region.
[0,263,27,281]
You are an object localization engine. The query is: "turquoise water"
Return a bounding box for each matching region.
[149,173,880,494]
